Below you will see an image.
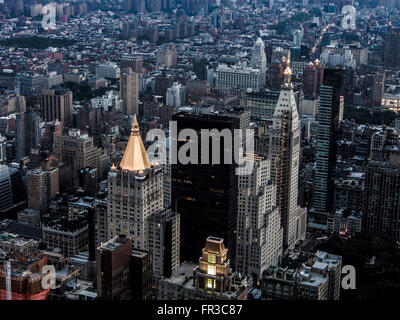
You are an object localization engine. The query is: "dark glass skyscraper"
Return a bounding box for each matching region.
[171,110,250,264]
[309,69,342,230]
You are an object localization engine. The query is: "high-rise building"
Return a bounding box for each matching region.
[121,55,143,73]
[0,165,13,212]
[15,108,40,160]
[362,156,400,241]
[371,71,385,108]
[40,87,73,127]
[251,37,267,73]
[20,72,46,96]
[106,116,163,249]
[27,168,59,214]
[293,29,302,48]
[54,129,104,184]
[302,59,324,98]
[96,235,132,300]
[156,45,177,68]
[384,27,400,71]
[171,109,250,263]
[268,61,306,250]
[41,120,63,153]
[0,134,6,163]
[309,69,343,230]
[236,154,283,281]
[130,249,152,300]
[120,68,139,116]
[147,209,180,278]
[166,82,186,107]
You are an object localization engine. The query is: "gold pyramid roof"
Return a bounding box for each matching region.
[120,115,151,172]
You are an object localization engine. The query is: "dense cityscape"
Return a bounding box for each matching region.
[0,0,399,307]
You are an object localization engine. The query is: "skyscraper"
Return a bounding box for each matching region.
[236,154,283,281]
[121,55,143,73]
[156,45,177,68]
[251,37,267,73]
[15,108,40,160]
[171,109,250,263]
[268,61,306,250]
[147,208,180,278]
[27,167,59,214]
[303,59,324,98]
[0,134,6,163]
[362,156,400,241]
[384,27,400,71]
[40,87,73,127]
[41,120,63,153]
[0,165,13,212]
[166,82,186,107]
[120,68,139,116]
[309,69,342,230]
[54,129,104,184]
[106,116,163,249]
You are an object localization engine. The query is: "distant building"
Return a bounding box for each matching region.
[251,38,267,74]
[156,45,177,68]
[20,72,46,96]
[302,60,324,98]
[54,129,104,184]
[95,62,120,79]
[40,88,73,127]
[15,108,40,160]
[216,64,265,95]
[120,68,139,116]
[27,167,59,214]
[121,55,143,73]
[384,27,400,71]
[166,82,186,107]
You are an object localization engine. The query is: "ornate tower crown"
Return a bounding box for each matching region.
[283,59,292,85]
[119,114,151,172]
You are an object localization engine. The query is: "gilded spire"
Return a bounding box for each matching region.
[119,114,151,172]
[131,114,139,136]
[283,59,292,85]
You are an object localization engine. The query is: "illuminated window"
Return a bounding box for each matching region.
[207,278,214,289]
[208,254,216,264]
[208,265,216,276]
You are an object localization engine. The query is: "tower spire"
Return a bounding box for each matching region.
[120,114,151,171]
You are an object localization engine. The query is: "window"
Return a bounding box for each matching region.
[208,253,216,264]
[208,265,216,276]
[207,278,214,289]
